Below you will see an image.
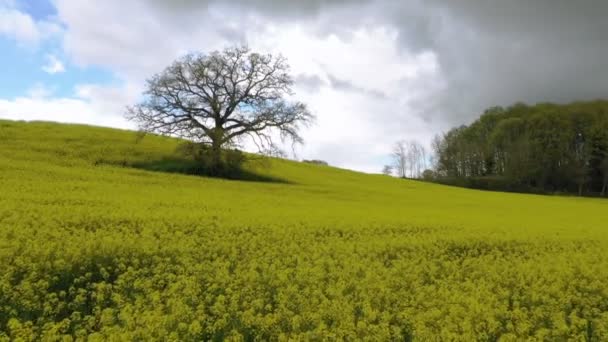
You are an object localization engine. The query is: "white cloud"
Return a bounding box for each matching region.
[26,82,53,98]
[0,95,130,128]
[42,54,65,74]
[74,82,140,117]
[246,24,441,172]
[0,1,62,45]
[0,83,135,129]
[0,6,39,43]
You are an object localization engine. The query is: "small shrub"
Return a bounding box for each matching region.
[422,169,436,181]
[302,159,329,166]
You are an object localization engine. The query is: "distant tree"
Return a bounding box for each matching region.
[392,139,427,178]
[420,144,428,173]
[303,159,328,166]
[571,129,591,196]
[422,169,435,181]
[601,158,608,197]
[489,117,531,182]
[406,142,416,178]
[406,140,426,178]
[430,134,443,175]
[589,122,608,196]
[126,45,314,174]
[382,165,393,176]
[392,141,407,178]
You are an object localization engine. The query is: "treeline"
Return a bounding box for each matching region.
[432,100,608,196]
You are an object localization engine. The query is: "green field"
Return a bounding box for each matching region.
[1,119,607,341]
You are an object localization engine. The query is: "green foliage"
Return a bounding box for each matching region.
[1,120,608,340]
[434,100,608,196]
[421,169,436,181]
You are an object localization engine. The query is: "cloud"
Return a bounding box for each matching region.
[16,0,608,173]
[0,1,61,45]
[295,72,388,99]
[26,82,53,98]
[147,0,372,22]
[74,82,140,118]
[0,95,129,128]
[54,0,236,79]
[0,5,39,43]
[294,74,325,93]
[325,73,387,99]
[0,82,135,129]
[387,0,608,124]
[41,54,65,74]
[136,0,608,126]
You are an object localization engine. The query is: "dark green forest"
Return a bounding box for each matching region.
[433,100,608,196]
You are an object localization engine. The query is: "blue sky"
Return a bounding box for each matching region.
[0,1,116,99]
[0,38,116,99]
[18,0,56,20]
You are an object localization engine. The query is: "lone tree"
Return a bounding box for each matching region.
[127,46,313,173]
[381,165,392,176]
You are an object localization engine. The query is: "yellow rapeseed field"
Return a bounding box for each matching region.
[1,119,607,341]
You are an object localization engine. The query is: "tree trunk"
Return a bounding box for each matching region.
[210,139,222,175]
[578,182,583,197]
[602,178,608,197]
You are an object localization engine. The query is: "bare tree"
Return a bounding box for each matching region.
[420,144,428,172]
[392,141,408,178]
[126,45,314,172]
[411,141,427,178]
[382,165,393,176]
[406,140,423,178]
[391,139,428,179]
[406,141,416,178]
[431,134,442,171]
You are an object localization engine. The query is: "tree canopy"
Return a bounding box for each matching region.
[127,46,314,173]
[433,101,608,196]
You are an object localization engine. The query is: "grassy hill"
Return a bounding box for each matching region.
[1,119,607,340]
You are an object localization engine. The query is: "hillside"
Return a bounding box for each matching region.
[1,119,608,340]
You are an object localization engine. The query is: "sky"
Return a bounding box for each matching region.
[1,0,608,173]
